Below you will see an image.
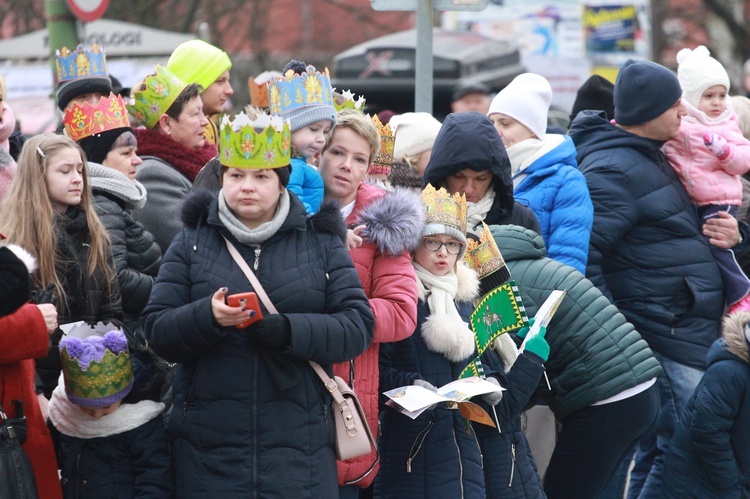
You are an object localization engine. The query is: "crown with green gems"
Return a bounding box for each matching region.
[55,44,108,83]
[126,66,188,129]
[220,111,292,169]
[268,65,334,115]
[59,330,134,407]
[334,89,366,113]
[421,184,467,234]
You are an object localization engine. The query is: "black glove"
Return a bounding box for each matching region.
[30,282,56,305]
[247,314,291,349]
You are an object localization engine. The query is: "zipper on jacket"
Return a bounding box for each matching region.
[508,443,516,487]
[406,421,433,473]
[452,428,465,498]
[253,247,261,270]
[75,452,82,499]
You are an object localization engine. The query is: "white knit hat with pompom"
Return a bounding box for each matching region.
[676,45,730,109]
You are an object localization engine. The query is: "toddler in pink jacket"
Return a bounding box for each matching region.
[664,45,750,314]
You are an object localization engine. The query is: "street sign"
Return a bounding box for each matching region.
[371,0,488,10]
[65,0,110,23]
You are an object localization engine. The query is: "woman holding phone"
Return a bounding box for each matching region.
[140,111,375,497]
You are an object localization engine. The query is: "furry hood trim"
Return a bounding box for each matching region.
[358,188,425,256]
[722,312,750,363]
[7,244,36,273]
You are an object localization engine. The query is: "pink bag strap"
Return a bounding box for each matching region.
[223,236,334,387]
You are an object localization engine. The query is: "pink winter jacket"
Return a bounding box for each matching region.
[333,182,423,487]
[664,109,750,206]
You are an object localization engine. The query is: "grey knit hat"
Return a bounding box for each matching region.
[280,104,337,132]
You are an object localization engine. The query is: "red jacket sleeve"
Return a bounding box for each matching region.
[368,250,418,344]
[0,303,49,364]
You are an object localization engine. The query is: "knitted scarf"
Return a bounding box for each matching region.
[217,189,290,245]
[134,127,217,182]
[54,207,89,321]
[467,188,496,230]
[414,262,476,362]
[88,162,147,210]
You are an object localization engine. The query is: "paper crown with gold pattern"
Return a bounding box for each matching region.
[248,71,282,109]
[369,114,395,176]
[63,93,130,142]
[421,185,468,257]
[59,330,134,408]
[268,65,335,115]
[334,89,366,113]
[464,222,510,295]
[55,44,108,84]
[126,66,188,129]
[220,111,292,169]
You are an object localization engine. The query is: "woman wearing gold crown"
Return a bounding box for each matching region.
[126,66,217,253]
[375,185,491,497]
[140,111,374,497]
[63,92,162,336]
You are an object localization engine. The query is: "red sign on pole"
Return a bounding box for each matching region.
[65,0,110,22]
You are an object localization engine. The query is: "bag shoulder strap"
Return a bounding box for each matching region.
[223,236,334,389]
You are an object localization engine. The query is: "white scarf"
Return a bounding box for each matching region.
[507,135,566,188]
[413,262,476,362]
[467,188,496,230]
[48,376,165,439]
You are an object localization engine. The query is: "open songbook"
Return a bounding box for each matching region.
[383,377,504,425]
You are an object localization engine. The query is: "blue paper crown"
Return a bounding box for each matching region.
[268,65,334,115]
[55,44,109,83]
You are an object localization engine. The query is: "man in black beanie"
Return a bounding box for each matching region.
[568,74,614,125]
[567,59,750,499]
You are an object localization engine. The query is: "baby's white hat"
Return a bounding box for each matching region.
[677,46,730,109]
[390,112,443,162]
[487,73,552,140]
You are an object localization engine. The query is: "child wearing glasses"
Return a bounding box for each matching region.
[375,185,496,497]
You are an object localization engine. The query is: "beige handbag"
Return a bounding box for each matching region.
[223,237,377,462]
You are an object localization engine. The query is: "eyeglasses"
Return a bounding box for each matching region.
[421,237,465,255]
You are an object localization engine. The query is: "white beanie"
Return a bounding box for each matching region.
[677,46,730,109]
[390,112,442,162]
[487,73,551,140]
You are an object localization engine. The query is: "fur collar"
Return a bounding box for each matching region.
[356,187,424,256]
[722,312,750,363]
[6,244,36,273]
[48,376,164,439]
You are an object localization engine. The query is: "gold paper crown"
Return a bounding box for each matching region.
[248,71,282,109]
[220,112,292,169]
[334,89,366,113]
[126,66,188,129]
[464,222,507,279]
[421,184,468,234]
[63,93,130,142]
[370,114,395,171]
[60,346,133,405]
[55,44,108,83]
[268,65,334,115]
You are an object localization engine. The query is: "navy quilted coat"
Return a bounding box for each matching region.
[570,111,725,370]
[140,193,375,498]
[374,299,485,498]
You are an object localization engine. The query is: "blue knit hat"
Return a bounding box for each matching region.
[614,59,682,126]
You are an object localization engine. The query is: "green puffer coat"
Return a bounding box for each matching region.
[491,224,663,419]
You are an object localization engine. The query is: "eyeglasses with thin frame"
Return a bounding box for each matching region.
[421,237,465,255]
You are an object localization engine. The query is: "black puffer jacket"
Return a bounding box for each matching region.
[422,111,540,233]
[140,191,375,497]
[91,169,161,332]
[570,111,726,369]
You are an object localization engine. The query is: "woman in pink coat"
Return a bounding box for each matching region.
[0,240,62,499]
[318,110,423,496]
[664,46,750,314]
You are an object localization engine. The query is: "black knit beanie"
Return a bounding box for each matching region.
[614,59,682,126]
[56,77,113,111]
[78,127,133,164]
[570,75,615,124]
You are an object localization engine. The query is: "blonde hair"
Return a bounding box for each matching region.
[0,75,6,99]
[0,133,114,312]
[325,109,380,163]
[731,95,750,140]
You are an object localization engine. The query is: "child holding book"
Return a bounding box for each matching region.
[663,46,750,314]
[374,185,490,498]
[48,330,173,498]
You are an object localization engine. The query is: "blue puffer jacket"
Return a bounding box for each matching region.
[662,313,750,499]
[512,135,592,274]
[375,268,485,498]
[140,192,375,498]
[570,111,725,370]
[475,350,546,499]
